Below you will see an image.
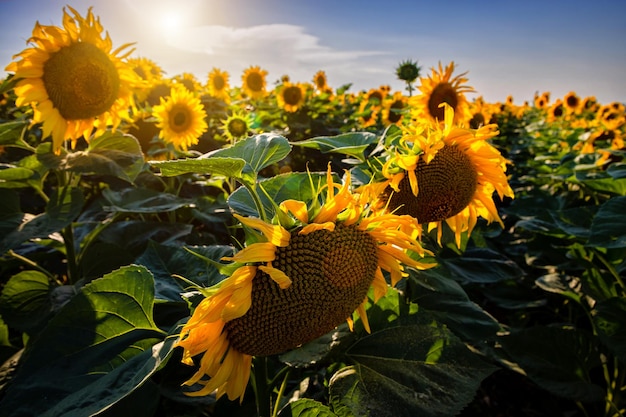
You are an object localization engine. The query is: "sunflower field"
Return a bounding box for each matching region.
[1,6,625,417]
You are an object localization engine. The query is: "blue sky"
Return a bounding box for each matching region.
[1,0,625,105]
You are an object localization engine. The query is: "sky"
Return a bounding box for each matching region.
[1,0,625,105]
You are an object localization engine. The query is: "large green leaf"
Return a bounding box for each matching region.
[329,324,496,417]
[291,132,378,162]
[279,398,338,417]
[593,297,626,363]
[0,265,166,416]
[407,268,502,341]
[0,186,84,254]
[587,196,626,248]
[63,132,145,182]
[0,120,32,150]
[134,241,232,302]
[207,133,291,175]
[228,171,328,218]
[498,326,604,402]
[102,187,192,213]
[78,221,193,280]
[0,188,22,237]
[41,338,176,417]
[151,156,247,179]
[439,248,525,284]
[0,270,52,332]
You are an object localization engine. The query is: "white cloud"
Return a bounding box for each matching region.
[152,23,390,90]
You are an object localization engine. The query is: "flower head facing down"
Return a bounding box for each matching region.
[175,165,435,401]
[153,85,208,151]
[5,6,140,153]
[369,104,514,247]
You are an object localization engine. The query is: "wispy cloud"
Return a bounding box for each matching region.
[159,23,390,89]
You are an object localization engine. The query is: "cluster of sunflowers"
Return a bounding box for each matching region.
[2,5,625,410]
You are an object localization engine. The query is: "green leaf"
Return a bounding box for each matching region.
[0,120,32,150]
[0,187,84,254]
[151,156,247,179]
[0,265,166,416]
[135,241,232,302]
[0,188,22,237]
[102,187,191,213]
[329,324,496,417]
[279,398,339,417]
[208,133,291,174]
[607,163,626,179]
[593,297,626,363]
[587,196,626,248]
[535,273,582,302]
[279,324,353,368]
[63,132,145,182]
[78,221,193,280]
[407,268,502,341]
[0,270,52,332]
[41,339,176,417]
[291,132,378,162]
[0,166,35,182]
[548,205,597,239]
[228,171,327,218]
[571,173,626,196]
[498,326,604,402]
[439,248,525,284]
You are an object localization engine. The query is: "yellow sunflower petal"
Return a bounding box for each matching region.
[234,213,290,247]
[221,242,276,263]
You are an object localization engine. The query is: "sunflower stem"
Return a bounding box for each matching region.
[243,181,268,222]
[253,356,271,417]
[271,368,291,417]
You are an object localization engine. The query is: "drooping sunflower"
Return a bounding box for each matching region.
[220,109,254,142]
[152,85,208,151]
[175,165,435,400]
[206,68,230,102]
[241,65,268,99]
[5,6,140,154]
[410,61,474,126]
[276,82,306,113]
[364,104,513,247]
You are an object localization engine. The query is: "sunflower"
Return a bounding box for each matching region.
[312,70,328,91]
[173,72,203,94]
[128,56,163,83]
[220,109,253,142]
[410,61,474,126]
[276,82,306,113]
[206,68,230,102]
[382,91,408,126]
[175,165,435,400]
[241,65,268,99]
[547,99,566,122]
[127,57,163,103]
[4,6,140,154]
[365,104,513,247]
[468,96,493,129]
[563,91,581,114]
[152,85,208,151]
